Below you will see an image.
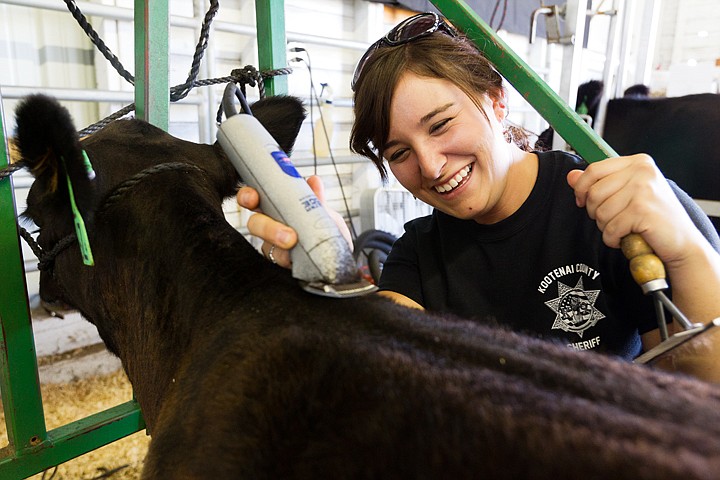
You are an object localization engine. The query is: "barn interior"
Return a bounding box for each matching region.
[1,0,719,478]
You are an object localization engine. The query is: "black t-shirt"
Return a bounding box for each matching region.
[379,150,720,360]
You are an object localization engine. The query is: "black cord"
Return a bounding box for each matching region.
[488,0,508,31]
[41,465,59,480]
[292,54,359,242]
[353,229,396,284]
[489,0,502,29]
[497,0,509,31]
[289,48,317,175]
[221,83,253,119]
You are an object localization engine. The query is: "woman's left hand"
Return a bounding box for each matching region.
[566,153,704,270]
[569,154,720,384]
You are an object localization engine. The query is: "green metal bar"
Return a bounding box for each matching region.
[255,0,288,96]
[0,2,166,475]
[0,90,49,456]
[0,401,145,479]
[430,0,618,163]
[0,92,145,480]
[134,0,169,129]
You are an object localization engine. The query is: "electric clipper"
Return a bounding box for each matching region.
[217,85,377,298]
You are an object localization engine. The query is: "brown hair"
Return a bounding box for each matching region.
[350,32,529,182]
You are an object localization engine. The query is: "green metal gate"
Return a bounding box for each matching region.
[0,0,613,478]
[0,1,287,478]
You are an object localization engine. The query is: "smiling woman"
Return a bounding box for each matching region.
[241,12,720,383]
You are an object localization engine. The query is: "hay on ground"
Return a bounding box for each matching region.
[0,367,150,479]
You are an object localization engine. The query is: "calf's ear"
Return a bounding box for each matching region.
[15,94,95,212]
[250,95,307,155]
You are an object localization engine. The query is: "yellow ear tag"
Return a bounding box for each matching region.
[61,156,95,266]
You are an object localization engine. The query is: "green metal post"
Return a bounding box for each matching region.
[255,0,288,95]
[135,0,169,129]
[0,0,293,475]
[430,0,619,163]
[0,91,49,455]
[0,90,146,480]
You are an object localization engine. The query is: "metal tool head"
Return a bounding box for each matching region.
[635,318,720,376]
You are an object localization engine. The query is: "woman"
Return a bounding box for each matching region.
[238,12,720,380]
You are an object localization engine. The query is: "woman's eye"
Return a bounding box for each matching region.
[387,149,408,163]
[430,118,451,134]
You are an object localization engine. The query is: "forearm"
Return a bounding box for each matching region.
[666,235,720,326]
[657,236,720,383]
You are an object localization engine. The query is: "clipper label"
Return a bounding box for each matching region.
[271,150,301,178]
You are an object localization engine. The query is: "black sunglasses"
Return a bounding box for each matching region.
[351,12,458,91]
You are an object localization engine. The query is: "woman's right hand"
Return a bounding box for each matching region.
[236,175,352,269]
[236,187,297,269]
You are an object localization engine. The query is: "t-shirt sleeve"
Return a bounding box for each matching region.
[669,179,720,251]
[377,227,425,307]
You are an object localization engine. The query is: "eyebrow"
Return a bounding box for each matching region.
[420,102,454,124]
[383,102,455,151]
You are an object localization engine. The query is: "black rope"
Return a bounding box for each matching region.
[170,0,220,102]
[80,104,135,137]
[63,0,292,136]
[17,227,43,259]
[97,162,204,217]
[63,0,134,86]
[15,163,204,273]
[0,162,23,180]
[18,226,77,273]
[80,66,293,137]
[214,66,293,124]
[8,1,292,265]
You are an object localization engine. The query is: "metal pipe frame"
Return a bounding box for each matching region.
[0,0,292,476]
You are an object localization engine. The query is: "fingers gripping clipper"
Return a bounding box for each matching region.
[217,83,377,298]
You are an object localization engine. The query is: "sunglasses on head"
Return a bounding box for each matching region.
[351,12,458,91]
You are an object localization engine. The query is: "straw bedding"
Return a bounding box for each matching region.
[0,349,150,479]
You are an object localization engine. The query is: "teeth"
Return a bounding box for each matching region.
[435,165,471,193]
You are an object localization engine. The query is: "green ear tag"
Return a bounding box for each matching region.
[82,150,96,180]
[61,157,95,266]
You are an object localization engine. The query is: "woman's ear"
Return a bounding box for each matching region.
[492,92,508,122]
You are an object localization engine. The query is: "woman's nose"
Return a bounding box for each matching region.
[416,149,445,180]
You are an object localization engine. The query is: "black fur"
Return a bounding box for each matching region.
[16,94,720,480]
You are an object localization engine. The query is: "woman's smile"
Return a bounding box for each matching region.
[433,164,473,194]
[386,71,538,223]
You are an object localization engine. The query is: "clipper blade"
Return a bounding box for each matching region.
[300,279,378,298]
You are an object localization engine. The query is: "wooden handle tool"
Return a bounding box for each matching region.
[620,233,699,339]
[620,233,668,293]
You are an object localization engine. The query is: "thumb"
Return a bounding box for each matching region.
[566,169,583,188]
[566,169,586,208]
[307,175,326,203]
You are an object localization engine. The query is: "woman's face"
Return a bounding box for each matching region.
[385,72,524,224]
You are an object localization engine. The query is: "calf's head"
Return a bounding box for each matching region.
[17,93,305,314]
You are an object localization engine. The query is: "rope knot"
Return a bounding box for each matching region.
[231,66,262,88]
